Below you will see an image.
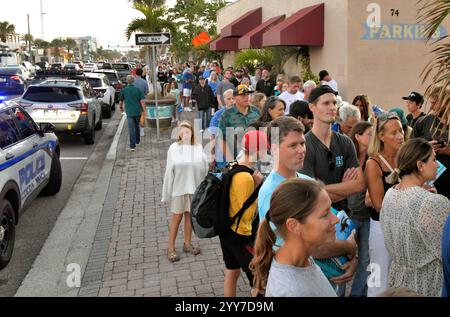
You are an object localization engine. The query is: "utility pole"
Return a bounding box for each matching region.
[40,0,46,40]
[27,14,32,62]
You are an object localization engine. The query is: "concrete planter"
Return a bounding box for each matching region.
[145,98,174,130]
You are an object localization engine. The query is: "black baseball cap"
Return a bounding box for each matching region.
[289,100,313,119]
[308,85,338,103]
[402,91,424,105]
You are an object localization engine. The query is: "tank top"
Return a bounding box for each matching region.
[367,155,396,221]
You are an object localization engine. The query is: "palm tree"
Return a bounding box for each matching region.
[417,0,450,124]
[0,21,16,43]
[50,38,64,59]
[64,38,77,60]
[22,34,34,49]
[125,0,175,40]
[126,0,175,87]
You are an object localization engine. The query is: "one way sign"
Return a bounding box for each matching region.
[135,33,171,45]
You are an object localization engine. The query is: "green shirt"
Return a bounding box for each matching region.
[120,84,145,117]
[218,106,260,160]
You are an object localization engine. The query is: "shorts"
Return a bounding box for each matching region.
[183,89,192,97]
[219,228,254,286]
[170,194,192,214]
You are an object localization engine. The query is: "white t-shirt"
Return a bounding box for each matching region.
[321,79,338,92]
[278,90,305,114]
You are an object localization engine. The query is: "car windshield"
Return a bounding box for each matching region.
[0,68,19,75]
[112,64,129,70]
[23,86,80,102]
[87,78,102,88]
[105,74,117,82]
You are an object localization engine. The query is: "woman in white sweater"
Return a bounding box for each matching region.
[162,121,208,262]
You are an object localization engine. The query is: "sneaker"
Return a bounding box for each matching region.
[140,127,145,137]
[129,148,135,152]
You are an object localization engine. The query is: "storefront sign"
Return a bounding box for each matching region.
[362,23,448,40]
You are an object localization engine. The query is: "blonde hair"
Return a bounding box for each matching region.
[368,112,402,157]
[177,120,196,145]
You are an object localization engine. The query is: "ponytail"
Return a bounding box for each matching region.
[249,218,276,295]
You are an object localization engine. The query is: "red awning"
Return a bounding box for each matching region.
[209,36,239,52]
[263,3,324,47]
[221,7,262,37]
[239,15,286,49]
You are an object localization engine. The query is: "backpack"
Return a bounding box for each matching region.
[190,161,262,239]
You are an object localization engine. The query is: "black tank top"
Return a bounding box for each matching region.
[367,157,395,221]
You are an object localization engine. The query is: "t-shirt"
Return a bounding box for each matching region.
[412,114,450,200]
[229,172,258,236]
[301,131,359,211]
[256,78,276,98]
[406,112,425,128]
[278,91,305,114]
[182,72,194,90]
[258,170,312,247]
[265,258,337,297]
[119,84,145,117]
[216,80,236,106]
[218,106,260,161]
[442,215,450,297]
[321,79,338,92]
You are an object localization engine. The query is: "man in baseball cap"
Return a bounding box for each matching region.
[402,91,425,127]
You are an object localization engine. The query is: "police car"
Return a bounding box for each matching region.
[0,96,62,270]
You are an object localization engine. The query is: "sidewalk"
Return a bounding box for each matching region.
[78,123,252,297]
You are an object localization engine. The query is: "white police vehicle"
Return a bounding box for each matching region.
[0,95,62,270]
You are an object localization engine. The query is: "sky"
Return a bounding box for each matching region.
[1,0,178,49]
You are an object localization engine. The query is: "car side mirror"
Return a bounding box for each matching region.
[39,122,56,134]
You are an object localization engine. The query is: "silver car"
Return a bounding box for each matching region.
[18,79,102,145]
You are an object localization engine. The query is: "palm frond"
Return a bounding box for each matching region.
[417,0,450,39]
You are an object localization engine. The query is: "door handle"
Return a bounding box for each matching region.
[5,153,15,161]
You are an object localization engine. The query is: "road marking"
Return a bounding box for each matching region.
[60,157,89,160]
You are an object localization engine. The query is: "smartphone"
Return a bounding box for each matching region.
[436,140,446,148]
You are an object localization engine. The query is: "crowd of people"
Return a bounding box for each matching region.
[135,60,450,297]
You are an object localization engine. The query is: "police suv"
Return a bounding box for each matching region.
[0,96,62,270]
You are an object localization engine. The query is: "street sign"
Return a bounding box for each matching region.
[135,33,171,46]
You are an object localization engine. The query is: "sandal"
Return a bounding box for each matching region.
[183,244,201,256]
[167,250,180,262]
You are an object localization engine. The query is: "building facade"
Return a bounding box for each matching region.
[212,0,450,110]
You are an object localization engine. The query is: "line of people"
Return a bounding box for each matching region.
[159,64,450,297]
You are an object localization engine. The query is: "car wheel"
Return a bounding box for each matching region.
[103,100,112,119]
[39,152,62,196]
[0,200,15,270]
[95,112,103,130]
[84,123,95,145]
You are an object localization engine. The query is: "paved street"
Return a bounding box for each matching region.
[77,124,251,297]
[0,109,120,297]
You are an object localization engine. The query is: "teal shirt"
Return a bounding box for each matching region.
[120,84,145,117]
[218,105,260,140]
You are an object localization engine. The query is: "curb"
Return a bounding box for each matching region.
[14,113,126,297]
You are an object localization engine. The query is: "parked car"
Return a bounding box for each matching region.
[21,61,37,77]
[50,63,64,70]
[83,73,115,118]
[63,63,80,71]
[72,61,84,69]
[111,63,133,83]
[18,76,102,144]
[83,63,97,72]
[93,69,122,106]
[0,98,61,270]
[36,61,50,70]
[0,67,28,95]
